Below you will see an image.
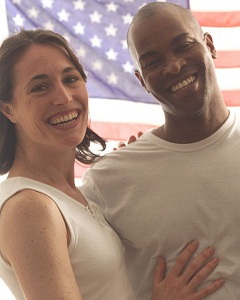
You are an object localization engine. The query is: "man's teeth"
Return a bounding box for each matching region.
[171,75,195,93]
[49,111,78,125]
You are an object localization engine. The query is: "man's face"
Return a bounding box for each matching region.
[129,9,217,119]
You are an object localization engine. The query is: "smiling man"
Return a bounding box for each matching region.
[81,2,239,299]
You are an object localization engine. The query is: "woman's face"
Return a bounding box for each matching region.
[6,43,89,151]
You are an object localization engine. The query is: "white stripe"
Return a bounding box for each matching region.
[190,0,240,11]
[0,0,9,44]
[202,27,240,51]
[216,68,240,90]
[89,98,164,125]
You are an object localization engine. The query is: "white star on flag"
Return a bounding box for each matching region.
[90,35,102,48]
[58,9,70,22]
[74,22,85,35]
[108,73,118,84]
[106,48,118,60]
[13,14,25,26]
[89,11,102,23]
[73,0,86,10]
[106,2,118,12]
[105,24,118,37]
[41,0,53,9]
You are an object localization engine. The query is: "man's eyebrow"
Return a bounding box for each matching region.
[139,51,159,62]
[170,33,192,46]
[139,33,192,62]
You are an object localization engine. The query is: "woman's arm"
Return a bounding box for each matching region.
[0,190,82,300]
[151,240,224,300]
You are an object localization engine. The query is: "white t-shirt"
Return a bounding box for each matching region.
[0,177,134,300]
[81,110,240,299]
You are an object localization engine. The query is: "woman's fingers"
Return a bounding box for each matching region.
[127,135,137,144]
[113,133,142,150]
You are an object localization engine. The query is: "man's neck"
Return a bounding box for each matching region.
[153,107,230,144]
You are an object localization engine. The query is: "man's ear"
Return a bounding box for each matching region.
[204,32,217,59]
[134,70,150,93]
[0,103,17,123]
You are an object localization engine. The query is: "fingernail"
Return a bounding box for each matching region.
[207,246,215,255]
[217,278,225,286]
[190,240,199,248]
[211,257,219,264]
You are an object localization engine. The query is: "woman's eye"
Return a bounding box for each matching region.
[65,75,79,83]
[31,84,48,93]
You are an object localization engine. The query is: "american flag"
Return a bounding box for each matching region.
[1,0,240,177]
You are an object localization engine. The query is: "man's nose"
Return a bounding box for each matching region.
[162,56,186,76]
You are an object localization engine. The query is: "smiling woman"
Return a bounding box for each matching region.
[0,28,224,300]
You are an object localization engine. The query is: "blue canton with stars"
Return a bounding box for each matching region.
[6,0,189,104]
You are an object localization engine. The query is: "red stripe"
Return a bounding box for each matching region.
[91,92,240,140]
[74,92,240,178]
[222,90,240,106]
[90,91,240,140]
[193,11,240,27]
[214,51,240,68]
[91,121,157,141]
[74,161,89,178]
[74,123,158,178]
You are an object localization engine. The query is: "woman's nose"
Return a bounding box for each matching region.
[52,84,72,105]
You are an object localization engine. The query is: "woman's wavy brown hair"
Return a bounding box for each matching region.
[0,29,106,175]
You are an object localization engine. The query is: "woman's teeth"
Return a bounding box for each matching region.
[49,111,78,126]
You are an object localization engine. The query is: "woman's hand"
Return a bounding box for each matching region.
[113,131,143,150]
[151,240,224,300]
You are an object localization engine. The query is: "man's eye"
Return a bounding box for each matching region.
[144,59,162,69]
[176,42,192,53]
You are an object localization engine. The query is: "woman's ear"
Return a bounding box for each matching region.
[204,32,217,59]
[0,103,17,123]
[134,70,150,93]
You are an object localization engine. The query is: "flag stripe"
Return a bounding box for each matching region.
[215,51,240,68]
[190,0,240,11]
[201,26,240,51]
[2,0,239,179]
[193,11,240,27]
[190,0,240,110]
[222,91,240,106]
[2,0,240,152]
[91,121,157,141]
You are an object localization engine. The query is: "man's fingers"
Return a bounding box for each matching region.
[181,246,216,284]
[187,256,220,289]
[153,256,166,285]
[170,240,199,276]
[194,278,225,299]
